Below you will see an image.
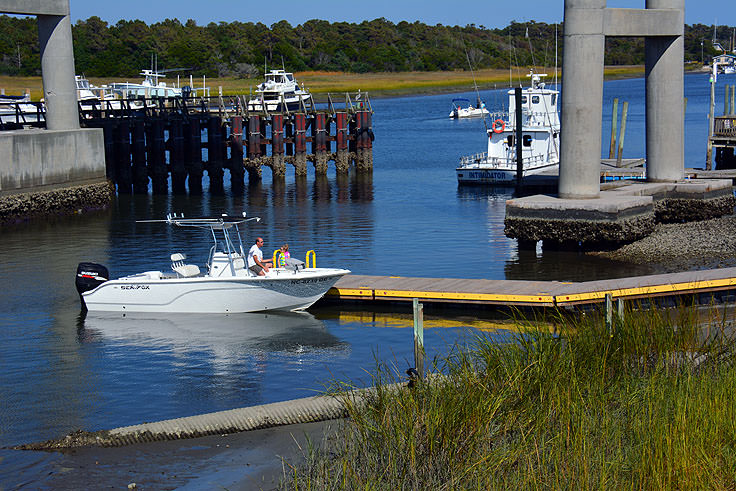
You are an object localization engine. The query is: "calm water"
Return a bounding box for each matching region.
[0,72,724,486]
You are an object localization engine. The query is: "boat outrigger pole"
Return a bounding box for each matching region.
[465,48,490,134]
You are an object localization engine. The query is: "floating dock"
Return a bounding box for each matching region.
[324,267,736,309]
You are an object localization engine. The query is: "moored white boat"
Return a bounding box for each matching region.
[0,92,43,124]
[76,213,350,314]
[247,69,312,112]
[456,71,560,185]
[449,97,489,119]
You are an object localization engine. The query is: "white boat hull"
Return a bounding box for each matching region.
[450,107,489,119]
[246,95,312,113]
[82,268,349,313]
[456,162,559,184]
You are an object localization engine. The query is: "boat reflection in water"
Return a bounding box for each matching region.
[78,310,349,365]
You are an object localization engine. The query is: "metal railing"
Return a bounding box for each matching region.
[714,116,736,137]
[458,152,550,169]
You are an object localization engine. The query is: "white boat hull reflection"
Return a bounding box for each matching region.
[80,311,349,356]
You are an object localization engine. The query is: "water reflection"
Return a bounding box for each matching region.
[79,310,348,359]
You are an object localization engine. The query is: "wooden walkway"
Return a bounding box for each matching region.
[325,267,736,308]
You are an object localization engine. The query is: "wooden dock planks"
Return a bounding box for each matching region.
[327,267,736,308]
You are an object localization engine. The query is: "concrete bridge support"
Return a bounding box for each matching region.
[558,0,605,199]
[38,13,79,130]
[559,0,685,198]
[645,0,685,182]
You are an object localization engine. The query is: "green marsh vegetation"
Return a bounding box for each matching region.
[283,303,736,489]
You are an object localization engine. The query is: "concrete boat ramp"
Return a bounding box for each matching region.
[326,267,736,309]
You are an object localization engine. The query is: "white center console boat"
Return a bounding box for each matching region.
[75,214,350,313]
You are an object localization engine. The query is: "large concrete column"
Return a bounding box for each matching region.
[559,0,605,199]
[644,0,684,181]
[38,13,79,130]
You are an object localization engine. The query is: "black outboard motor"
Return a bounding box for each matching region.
[181,85,192,99]
[76,262,109,308]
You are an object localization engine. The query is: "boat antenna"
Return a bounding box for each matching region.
[526,24,538,76]
[465,47,490,134]
[508,29,512,88]
[281,56,285,71]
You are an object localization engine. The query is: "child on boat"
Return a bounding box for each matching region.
[278,243,290,268]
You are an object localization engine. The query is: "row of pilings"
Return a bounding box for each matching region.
[80,98,374,194]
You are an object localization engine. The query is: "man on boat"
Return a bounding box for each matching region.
[247,237,272,276]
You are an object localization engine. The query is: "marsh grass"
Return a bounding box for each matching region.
[0,65,647,101]
[282,304,736,490]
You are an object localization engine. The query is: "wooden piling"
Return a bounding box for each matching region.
[294,113,307,177]
[207,116,224,193]
[724,85,730,115]
[132,118,148,194]
[186,117,203,195]
[413,298,425,379]
[115,119,132,194]
[313,112,328,174]
[609,98,619,159]
[246,115,262,181]
[271,114,286,178]
[169,117,186,194]
[335,112,349,173]
[102,120,116,180]
[356,110,373,172]
[229,115,245,191]
[616,101,629,166]
[148,118,167,194]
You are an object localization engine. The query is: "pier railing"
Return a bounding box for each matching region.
[714,116,736,137]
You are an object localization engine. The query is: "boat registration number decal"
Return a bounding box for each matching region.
[121,285,150,290]
[290,278,329,285]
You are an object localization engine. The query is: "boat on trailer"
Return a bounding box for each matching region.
[75,214,350,314]
[456,71,560,185]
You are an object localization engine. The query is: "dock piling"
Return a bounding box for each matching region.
[412,298,425,379]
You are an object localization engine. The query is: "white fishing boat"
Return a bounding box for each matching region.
[246,69,312,112]
[456,71,560,185]
[449,97,489,119]
[0,92,42,124]
[106,69,185,99]
[75,213,350,314]
[105,55,210,100]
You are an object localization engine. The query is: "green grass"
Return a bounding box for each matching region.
[281,304,736,490]
[0,65,650,101]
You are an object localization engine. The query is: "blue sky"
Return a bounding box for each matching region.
[67,0,732,29]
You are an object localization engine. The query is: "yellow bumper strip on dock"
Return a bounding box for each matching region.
[327,288,374,297]
[327,276,736,307]
[554,277,736,304]
[374,289,555,304]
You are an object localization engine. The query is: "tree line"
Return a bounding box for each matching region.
[0,15,729,78]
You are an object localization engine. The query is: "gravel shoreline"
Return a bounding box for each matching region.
[591,214,736,273]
